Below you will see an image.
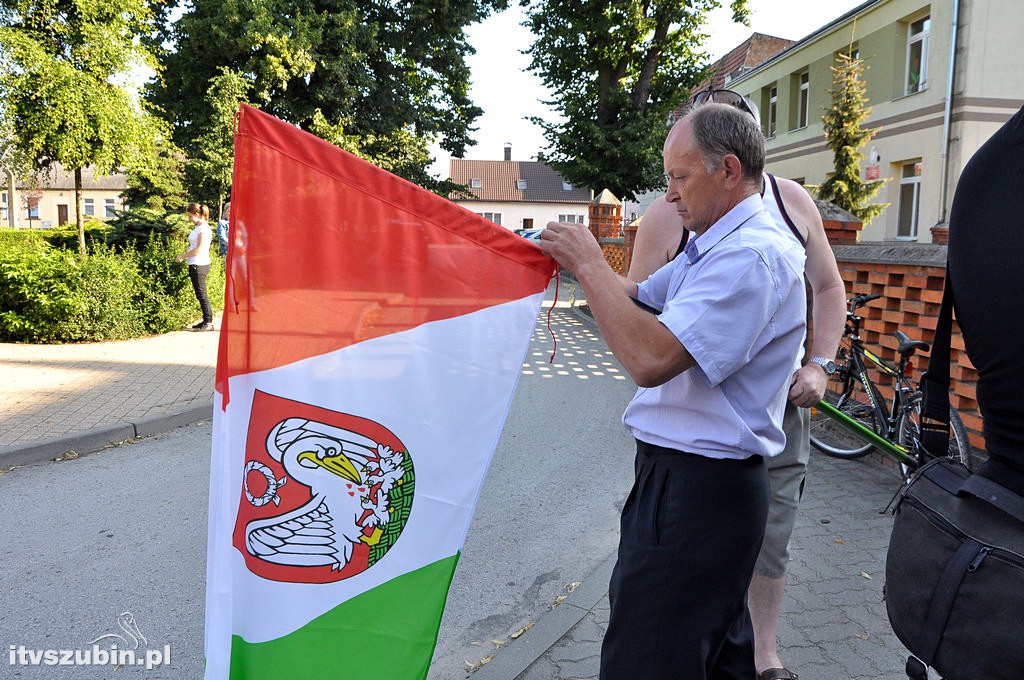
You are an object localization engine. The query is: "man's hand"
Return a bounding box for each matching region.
[789,363,829,408]
[539,221,606,276]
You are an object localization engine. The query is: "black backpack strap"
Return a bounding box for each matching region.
[919,272,954,456]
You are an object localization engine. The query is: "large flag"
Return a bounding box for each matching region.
[205,104,555,679]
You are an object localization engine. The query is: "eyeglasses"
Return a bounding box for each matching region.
[687,88,756,119]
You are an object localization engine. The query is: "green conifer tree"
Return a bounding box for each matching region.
[817,52,888,226]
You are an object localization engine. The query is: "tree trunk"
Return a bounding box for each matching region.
[4,168,17,229]
[75,167,85,255]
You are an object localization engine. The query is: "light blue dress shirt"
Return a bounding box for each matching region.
[624,194,807,459]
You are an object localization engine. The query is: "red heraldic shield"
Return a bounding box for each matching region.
[233,391,414,584]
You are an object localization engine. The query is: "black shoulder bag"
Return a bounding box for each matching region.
[884,276,1024,680]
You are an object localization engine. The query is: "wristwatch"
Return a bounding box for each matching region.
[808,356,837,375]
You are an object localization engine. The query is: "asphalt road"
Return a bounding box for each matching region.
[0,305,638,679]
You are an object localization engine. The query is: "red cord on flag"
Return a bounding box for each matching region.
[546,265,560,363]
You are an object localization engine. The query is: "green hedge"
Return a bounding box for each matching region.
[0,233,225,343]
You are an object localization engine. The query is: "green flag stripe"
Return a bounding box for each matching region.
[229,554,459,679]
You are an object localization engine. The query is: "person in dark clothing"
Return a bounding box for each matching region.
[946,105,1024,494]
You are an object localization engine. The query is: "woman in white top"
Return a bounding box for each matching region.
[175,202,214,331]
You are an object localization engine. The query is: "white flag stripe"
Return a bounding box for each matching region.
[205,293,543,647]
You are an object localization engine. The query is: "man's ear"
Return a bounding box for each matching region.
[721,154,743,185]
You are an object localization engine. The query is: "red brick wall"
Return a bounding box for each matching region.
[602,240,628,275]
[623,221,639,274]
[832,257,983,451]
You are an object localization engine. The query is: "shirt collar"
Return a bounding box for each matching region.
[684,194,767,264]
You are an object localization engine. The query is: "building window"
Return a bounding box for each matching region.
[27,198,39,219]
[897,162,922,239]
[476,211,501,225]
[470,178,482,189]
[522,218,533,230]
[558,214,585,224]
[561,181,573,191]
[516,179,527,190]
[797,71,810,129]
[84,198,95,216]
[104,198,116,218]
[767,85,778,137]
[906,16,930,95]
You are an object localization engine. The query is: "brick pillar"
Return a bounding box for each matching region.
[624,220,639,275]
[817,199,864,245]
[589,189,622,240]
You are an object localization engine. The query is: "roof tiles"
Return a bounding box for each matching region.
[449,159,593,204]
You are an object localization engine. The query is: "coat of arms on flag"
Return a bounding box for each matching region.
[204,104,555,679]
[235,390,414,584]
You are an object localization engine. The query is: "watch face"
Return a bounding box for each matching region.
[813,357,836,374]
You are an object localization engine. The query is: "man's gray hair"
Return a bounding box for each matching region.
[689,103,765,185]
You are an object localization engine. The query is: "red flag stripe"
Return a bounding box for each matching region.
[216,105,555,400]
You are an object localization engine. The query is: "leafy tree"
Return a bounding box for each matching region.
[523,0,749,202]
[149,0,507,194]
[122,123,189,214]
[184,67,250,212]
[0,0,162,254]
[816,51,888,226]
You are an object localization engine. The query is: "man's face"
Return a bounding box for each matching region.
[663,119,729,235]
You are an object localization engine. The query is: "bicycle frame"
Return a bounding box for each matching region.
[851,344,917,434]
[815,295,925,469]
[814,401,915,465]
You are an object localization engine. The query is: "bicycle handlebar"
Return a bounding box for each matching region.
[849,293,881,306]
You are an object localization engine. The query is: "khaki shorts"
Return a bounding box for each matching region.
[754,402,810,579]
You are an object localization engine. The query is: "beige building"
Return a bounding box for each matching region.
[2,164,128,229]
[723,0,1024,242]
[449,146,594,233]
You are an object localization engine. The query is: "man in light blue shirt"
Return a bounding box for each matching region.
[540,103,806,679]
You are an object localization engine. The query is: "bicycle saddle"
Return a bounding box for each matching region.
[894,330,929,355]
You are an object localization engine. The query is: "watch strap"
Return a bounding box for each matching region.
[809,356,836,373]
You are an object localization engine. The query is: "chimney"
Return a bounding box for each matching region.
[504,143,512,161]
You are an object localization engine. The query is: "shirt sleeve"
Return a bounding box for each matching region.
[657,246,781,387]
[635,258,678,312]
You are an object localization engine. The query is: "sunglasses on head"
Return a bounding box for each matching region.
[687,88,756,119]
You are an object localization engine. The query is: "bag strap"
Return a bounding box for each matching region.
[919,537,985,665]
[960,473,1024,523]
[919,270,954,455]
[920,459,1024,523]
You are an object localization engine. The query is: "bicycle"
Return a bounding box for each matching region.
[808,293,976,477]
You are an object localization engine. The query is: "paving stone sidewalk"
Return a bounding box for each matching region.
[0,316,220,467]
[475,450,913,680]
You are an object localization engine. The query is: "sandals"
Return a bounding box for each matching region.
[758,669,798,680]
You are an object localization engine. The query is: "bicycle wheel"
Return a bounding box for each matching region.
[897,395,976,475]
[809,379,879,458]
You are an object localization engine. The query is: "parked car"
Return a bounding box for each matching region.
[518,228,544,243]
